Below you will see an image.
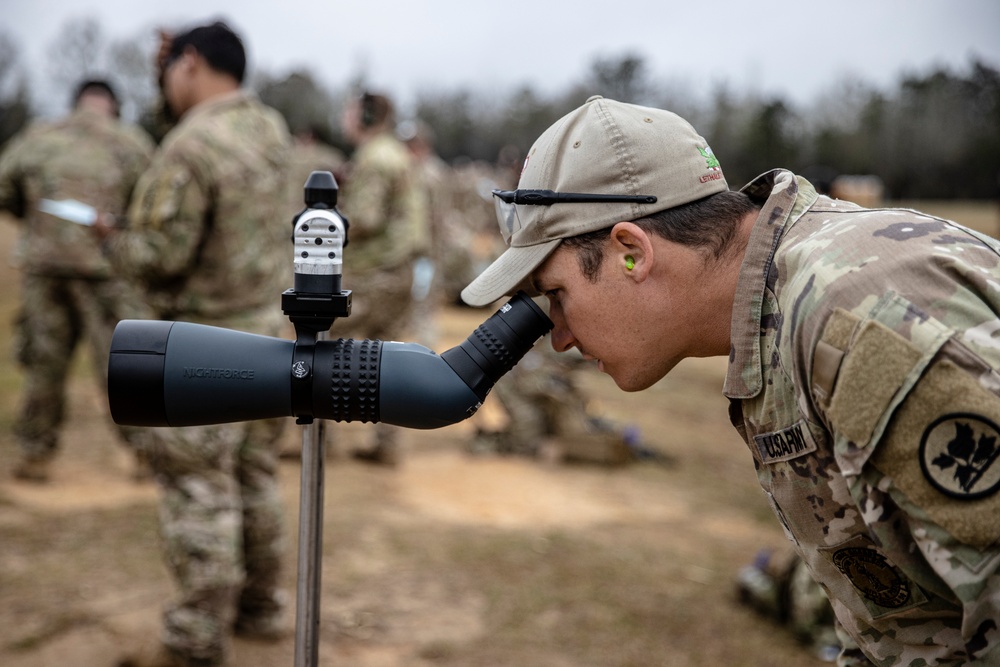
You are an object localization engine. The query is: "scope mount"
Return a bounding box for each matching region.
[283,171,352,422]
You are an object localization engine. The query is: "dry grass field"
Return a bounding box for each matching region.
[0,201,995,667]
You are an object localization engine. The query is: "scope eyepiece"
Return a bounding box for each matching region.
[440,292,552,400]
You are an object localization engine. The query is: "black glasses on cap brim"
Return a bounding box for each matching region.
[492,189,657,243]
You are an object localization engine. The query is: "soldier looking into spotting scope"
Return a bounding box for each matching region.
[461,95,1000,666]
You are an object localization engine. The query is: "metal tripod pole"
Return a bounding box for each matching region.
[286,170,350,667]
[293,336,327,667]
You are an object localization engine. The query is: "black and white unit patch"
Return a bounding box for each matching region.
[920,412,1000,500]
[753,420,818,464]
[832,547,912,609]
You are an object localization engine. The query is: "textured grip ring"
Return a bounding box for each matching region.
[319,338,382,422]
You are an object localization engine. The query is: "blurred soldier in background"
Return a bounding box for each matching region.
[286,123,345,215]
[97,21,293,667]
[0,79,154,483]
[336,91,429,465]
[737,548,843,663]
[398,118,451,348]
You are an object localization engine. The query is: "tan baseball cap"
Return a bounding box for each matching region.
[461,95,728,307]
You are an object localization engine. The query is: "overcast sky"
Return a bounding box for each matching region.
[4,0,1000,117]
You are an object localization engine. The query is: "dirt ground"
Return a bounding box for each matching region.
[3,202,995,667]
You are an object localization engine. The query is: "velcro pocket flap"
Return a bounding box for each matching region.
[824,294,951,473]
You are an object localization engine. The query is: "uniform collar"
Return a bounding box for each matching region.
[180,88,254,123]
[71,107,113,124]
[723,169,818,399]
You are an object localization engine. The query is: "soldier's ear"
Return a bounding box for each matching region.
[174,47,201,75]
[610,222,653,281]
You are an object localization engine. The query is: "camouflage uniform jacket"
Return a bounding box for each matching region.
[339,131,428,273]
[110,91,292,326]
[724,169,1000,665]
[0,108,154,277]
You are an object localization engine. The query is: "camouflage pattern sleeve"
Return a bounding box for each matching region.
[119,125,157,199]
[807,247,1000,664]
[0,127,34,218]
[110,92,292,322]
[727,169,1000,665]
[111,144,210,286]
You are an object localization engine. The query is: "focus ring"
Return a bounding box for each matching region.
[472,324,515,376]
[321,338,382,422]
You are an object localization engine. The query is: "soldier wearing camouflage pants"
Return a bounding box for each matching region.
[0,79,155,482]
[335,92,429,466]
[461,96,1000,665]
[100,22,292,667]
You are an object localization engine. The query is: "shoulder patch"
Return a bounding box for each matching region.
[920,413,1000,500]
[132,161,193,231]
[819,535,928,619]
[832,546,913,609]
[870,355,1000,549]
[753,420,818,463]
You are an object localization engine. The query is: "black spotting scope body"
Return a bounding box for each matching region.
[108,292,553,429]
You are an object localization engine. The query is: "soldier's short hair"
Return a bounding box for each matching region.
[168,20,246,84]
[359,92,393,129]
[73,79,119,111]
[563,190,758,281]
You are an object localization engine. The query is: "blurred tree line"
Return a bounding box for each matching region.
[1,18,998,200]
